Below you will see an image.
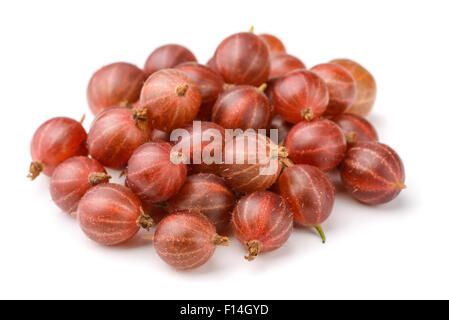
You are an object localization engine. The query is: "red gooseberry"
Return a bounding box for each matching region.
[87,62,146,115]
[258,33,286,55]
[151,128,170,142]
[168,173,236,234]
[270,114,292,144]
[50,156,110,213]
[310,63,357,116]
[139,69,201,132]
[232,191,293,261]
[285,118,347,171]
[214,32,270,86]
[143,44,196,77]
[330,59,377,116]
[154,211,230,270]
[141,200,168,225]
[87,107,151,169]
[126,141,187,203]
[339,141,406,205]
[218,132,282,193]
[175,62,224,121]
[278,164,335,243]
[206,55,219,73]
[211,85,271,131]
[269,53,306,78]
[273,69,329,123]
[77,183,153,246]
[28,117,87,180]
[172,121,225,174]
[331,113,378,146]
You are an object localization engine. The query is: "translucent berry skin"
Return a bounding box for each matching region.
[206,55,219,73]
[29,117,87,178]
[87,62,146,115]
[50,156,109,213]
[278,164,335,226]
[218,133,281,193]
[330,59,377,116]
[311,63,357,116]
[285,118,347,171]
[168,173,235,234]
[87,107,151,169]
[154,211,227,270]
[174,121,225,174]
[270,114,292,144]
[273,70,329,123]
[144,44,196,77]
[339,141,405,205]
[259,34,286,55]
[175,62,224,121]
[214,32,270,86]
[139,69,201,132]
[232,191,293,260]
[126,142,187,203]
[78,183,143,246]
[332,114,378,147]
[211,85,271,130]
[269,53,306,78]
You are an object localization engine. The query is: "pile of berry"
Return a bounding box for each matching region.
[28,28,406,270]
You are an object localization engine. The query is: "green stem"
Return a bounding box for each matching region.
[315,225,326,243]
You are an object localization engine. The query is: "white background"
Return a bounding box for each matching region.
[0,0,447,300]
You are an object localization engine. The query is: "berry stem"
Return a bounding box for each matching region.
[346,132,358,144]
[258,83,267,92]
[88,172,111,186]
[315,225,326,243]
[245,240,262,261]
[79,114,86,125]
[175,84,189,97]
[211,234,230,247]
[222,83,235,91]
[27,161,45,181]
[396,182,407,189]
[249,26,254,33]
[136,208,154,231]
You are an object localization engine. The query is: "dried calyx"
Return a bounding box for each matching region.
[27,161,45,181]
[136,208,154,231]
[132,108,148,130]
[211,234,231,247]
[245,240,262,261]
[175,84,189,97]
[302,108,315,121]
[88,172,111,186]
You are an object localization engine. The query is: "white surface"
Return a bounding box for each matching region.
[0,0,447,300]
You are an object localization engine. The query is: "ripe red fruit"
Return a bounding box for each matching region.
[168,173,235,234]
[87,107,151,169]
[206,55,219,73]
[173,121,225,174]
[331,114,378,146]
[28,117,87,180]
[154,211,230,270]
[211,85,271,130]
[265,76,280,107]
[175,62,224,121]
[87,62,146,115]
[269,53,306,78]
[126,141,187,203]
[339,141,406,205]
[50,156,110,213]
[143,44,196,77]
[214,32,270,86]
[139,69,201,131]
[278,164,335,242]
[258,33,286,55]
[232,191,293,261]
[270,114,292,144]
[150,129,170,142]
[330,59,377,116]
[77,183,153,246]
[285,118,347,171]
[310,63,357,116]
[141,200,168,225]
[273,70,329,123]
[218,133,282,193]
